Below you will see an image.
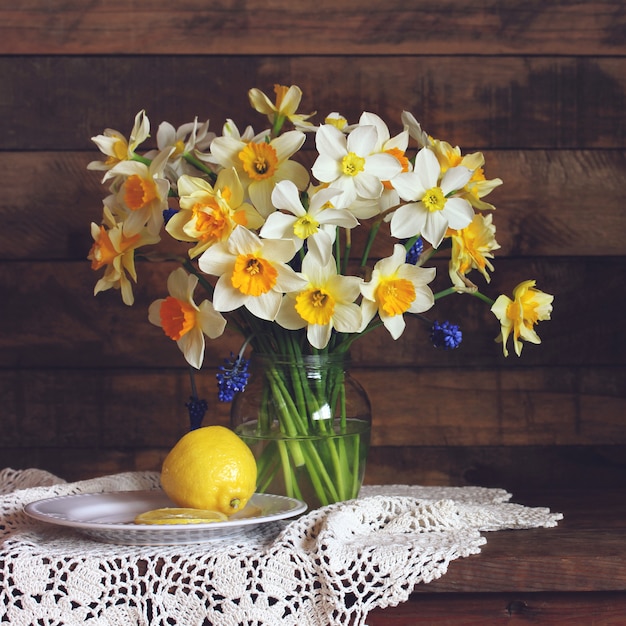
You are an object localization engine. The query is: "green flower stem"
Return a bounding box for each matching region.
[360,221,382,268]
[434,287,458,301]
[183,152,217,183]
[471,290,496,306]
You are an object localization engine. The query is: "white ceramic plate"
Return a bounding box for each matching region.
[24,490,307,545]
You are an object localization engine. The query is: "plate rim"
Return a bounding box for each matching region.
[24,489,307,534]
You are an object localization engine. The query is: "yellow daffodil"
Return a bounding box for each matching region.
[312,123,402,210]
[491,280,554,357]
[260,180,356,265]
[166,169,264,258]
[429,139,503,211]
[448,213,500,288]
[276,244,363,349]
[148,268,226,369]
[88,110,150,173]
[198,226,307,321]
[88,207,160,306]
[360,244,436,339]
[104,147,173,236]
[210,130,309,217]
[391,147,475,248]
[248,84,316,129]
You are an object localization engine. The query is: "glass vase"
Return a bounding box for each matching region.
[230,352,372,510]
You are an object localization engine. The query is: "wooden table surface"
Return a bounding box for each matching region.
[368,487,626,624]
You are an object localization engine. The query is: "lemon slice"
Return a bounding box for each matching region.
[134,507,229,525]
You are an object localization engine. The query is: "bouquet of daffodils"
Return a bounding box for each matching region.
[88,84,553,505]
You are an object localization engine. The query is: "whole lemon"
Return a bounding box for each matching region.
[160,425,257,516]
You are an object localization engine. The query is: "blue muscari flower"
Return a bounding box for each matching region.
[185,396,208,430]
[163,207,179,224]
[430,320,463,350]
[216,353,251,402]
[405,238,424,265]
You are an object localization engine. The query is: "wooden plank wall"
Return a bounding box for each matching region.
[1,1,625,489]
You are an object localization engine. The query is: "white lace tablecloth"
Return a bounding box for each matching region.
[0,468,563,626]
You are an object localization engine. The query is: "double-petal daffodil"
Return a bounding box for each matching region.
[260,180,357,265]
[88,207,160,306]
[360,244,436,339]
[248,84,316,132]
[104,147,173,236]
[210,130,309,217]
[390,147,475,248]
[276,245,362,350]
[312,123,402,210]
[448,213,500,289]
[148,268,226,369]
[491,280,554,357]
[87,109,150,173]
[198,225,307,321]
[166,169,264,258]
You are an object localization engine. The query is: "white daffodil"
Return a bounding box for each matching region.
[104,147,173,236]
[400,110,431,149]
[210,130,309,217]
[88,206,160,306]
[198,225,306,321]
[360,243,436,340]
[351,112,411,219]
[154,117,213,177]
[260,180,356,265]
[275,246,363,350]
[390,147,475,248]
[312,123,402,210]
[166,168,264,258]
[148,268,226,369]
[88,110,151,173]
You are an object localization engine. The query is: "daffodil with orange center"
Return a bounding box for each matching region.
[248,84,316,131]
[276,244,363,350]
[198,225,306,321]
[166,169,264,258]
[210,130,309,217]
[360,244,436,339]
[491,280,554,357]
[448,213,501,289]
[88,207,160,306]
[148,268,226,369]
[104,147,173,236]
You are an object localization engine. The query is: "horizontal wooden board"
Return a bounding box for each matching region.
[1,2,623,56]
[368,592,626,624]
[2,150,626,261]
[1,56,624,150]
[0,256,620,368]
[2,366,624,451]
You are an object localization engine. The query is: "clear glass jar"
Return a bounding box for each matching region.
[230,352,372,509]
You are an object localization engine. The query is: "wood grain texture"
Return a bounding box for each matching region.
[2,149,625,260]
[368,591,626,624]
[1,56,624,150]
[1,2,623,56]
[2,0,625,503]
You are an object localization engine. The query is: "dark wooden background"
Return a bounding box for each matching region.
[1,1,624,491]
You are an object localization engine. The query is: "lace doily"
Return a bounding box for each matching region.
[0,468,563,626]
